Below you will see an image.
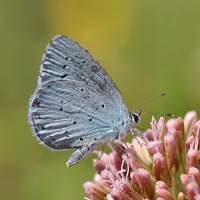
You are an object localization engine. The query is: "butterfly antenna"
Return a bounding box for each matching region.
[136,92,167,110]
[134,92,175,118]
[142,109,176,118]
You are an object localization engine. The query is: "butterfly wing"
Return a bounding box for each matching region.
[39,35,125,108]
[30,79,119,149]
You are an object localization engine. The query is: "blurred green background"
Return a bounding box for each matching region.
[1,0,200,199]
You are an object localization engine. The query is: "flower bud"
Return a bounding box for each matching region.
[157,117,167,139]
[167,118,184,153]
[184,111,197,137]
[188,167,200,186]
[111,180,143,200]
[132,137,152,166]
[178,192,187,200]
[93,153,110,173]
[155,181,174,200]
[130,168,154,199]
[164,134,179,174]
[186,182,200,200]
[84,176,109,200]
[152,153,171,186]
[187,149,199,169]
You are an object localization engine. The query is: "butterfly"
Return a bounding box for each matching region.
[28,35,140,167]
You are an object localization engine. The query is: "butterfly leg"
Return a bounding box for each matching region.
[66,143,97,167]
[130,128,147,146]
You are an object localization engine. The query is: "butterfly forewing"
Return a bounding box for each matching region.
[40,36,123,103]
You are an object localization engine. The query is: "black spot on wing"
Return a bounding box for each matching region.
[61,73,68,78]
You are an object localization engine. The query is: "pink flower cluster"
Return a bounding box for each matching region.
[84,111,200,200]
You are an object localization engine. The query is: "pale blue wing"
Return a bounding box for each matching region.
[29,79,123,150]
[39,35,127,110]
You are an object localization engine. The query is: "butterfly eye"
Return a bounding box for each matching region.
[132,113,139,123]
[131,112,140,124]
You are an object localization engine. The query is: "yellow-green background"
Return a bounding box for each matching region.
[1,1,200,199]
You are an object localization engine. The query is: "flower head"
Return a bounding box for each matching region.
[84,111,200,200]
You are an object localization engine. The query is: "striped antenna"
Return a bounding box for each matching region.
[134,92,175,118]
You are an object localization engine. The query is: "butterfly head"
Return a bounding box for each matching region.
[129,111,141,126]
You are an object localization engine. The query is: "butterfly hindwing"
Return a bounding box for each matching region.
[29,79,121,150]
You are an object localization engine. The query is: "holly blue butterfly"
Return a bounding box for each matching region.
[28,35,140,167]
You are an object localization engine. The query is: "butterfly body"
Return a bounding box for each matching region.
[29,35,140,166]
